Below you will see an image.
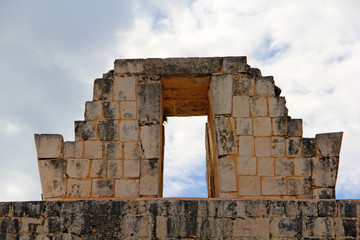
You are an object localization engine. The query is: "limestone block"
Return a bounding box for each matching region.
[258,158,274,176]
[275,158,293,176]
[115,179,139,198]
[218,156,237,192]
[105,142,122,159]
[20,217,42,233]
[66,159,89,178]
[63,141,83,159]
[137,83,161,124]
[243,200,268,217]
[210,75,233,115]
[312,157,339,187]
[255,76,275,97]
[140,160,159,196]
[236,117,252,135]
[75,121,95,141]
[93,78,113,101]
[272,117,288,136]
[238,136,254,156]
[255,137,271,157]
[38,159,66,198]
[121,101,137,119]
[237,157,256,175]
[271,137,286,157]
[35,134,63,160]
[238,176,260,196]
[302,138,316,157]
[90,160,107,178]
[121,215,152,237]
[335,219,357,237]
[233,75,255,96]
[294,158,311,176]
[215,117,237,156]
[262,177,286,195]
[286,137,302,157]
[84,141,102,159]
[253,117,271,136]
[287,177,311,196]
[287,119,303,137]
[269,97,288,117]
[232,96,250,117]
[140,124,160,159]
[316,132,343,157]
[114,59,145,74]
[304,218,335,237]
[124,142,141,160]
[108,160,123,178]
[92,179,114,198]
[120,120,139,141]
[270,217,302,238]
[337,201,357,218]
[223,56,248,73]
[114,77,136,100]
[219,192,238,198]
[102,102,120,119]
[84,101,101,120]
[97,120,118,141]
[233,218,269,237]
[313,188,335,199]
[250,97,268,117]
[124,160,140,178]
[66,179,91,198]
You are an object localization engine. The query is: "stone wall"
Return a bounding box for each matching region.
[0,199,358,239]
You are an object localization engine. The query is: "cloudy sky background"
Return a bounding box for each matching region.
[0,0,359,201]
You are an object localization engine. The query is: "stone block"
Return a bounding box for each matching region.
[105,142,123,159]
[140,124,160,159]
[302,138,316,157]
[121,101,137,119]
[215,117,237,156]
[124,160,140,178]
[63,141,83,159]
[114,59,145,74]
[20,217,42,233]
[250,97,268,117]
[137,83,161,124]
[108,160,123,178]
[335,219,357,237]
[140,160,159,197]
[255,137,271,157]
[270,217,302,238]
[114,77,136,100]
[287,177,311,195]
[313,188,335,199]
[312,157,339,187]
[271,137,286,157]
[317,200,336,217]
[272,117,288,136]
[75,121,95,141]
[337,201,357,218]
[210,74,233,115]
[275,158,293,176]
[66,159,89,178]
[218,156,237,192]
[121,215,152,237]
[286,137,302,157]
[233,218,269,237]
[102,101,120,119]
[90,160,107,178]
[287,119,303,137]
[223,56,248,73]
[219,192,238,198]
[238,136,254,157]
[93,179,114,197]
[232,96,250,117]
[253,117,271,136]
[38,159,66,198]
[243,200,268,217]
[237,157,256,175]
[97,120,118,141]
[124,142,141,160]
[269,97,288,117]
[236,117,252,135]
[84,141,102,159]
[316,132,343,157]
[66,179,91,198]
[84,101,102,120]
[93,78,113,101]
[34,134,63,159]
[238,176,260,196]
[255,76,275,96]
[269,201,286,216]
[294,158,311,176]
[305,218,334,237]
[262,177,286,195]
[120,120,139,141]
[258,158,274,176]
[115,179,139,198]
[233,75,255,96]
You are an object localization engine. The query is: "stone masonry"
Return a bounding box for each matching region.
[34,57,343,201]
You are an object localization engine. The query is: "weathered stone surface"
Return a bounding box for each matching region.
[313,188,335,199]
[269,97,288,117]
[236,117,252,135]
[238,136,254,156]
[232,96,250,117]
[140,124,159,159]
[124,142,141,160]
[210,75,233,115]
[63,141,83,159]
[137,83,161,124]
[114,59,145,74]
[93,78,113,101]
[38,159,66,198]
[223,57,248,73]
[250,97,268,117]
[256,76,275,96]
[97,120,118,141]
[35,134,63,159]
[85,101,101,120]
[286,137,302,157]
[120,120,139,141]
[218,156,237,192]
[84,141,102,159]
[271,137,286,157]
[237,157,256,175]
[262,177,286,195]
[255,137,271,157]
[294,158,311,176]
[108,160,123,178]
[140,160,159,196]
[253,117,271,136]
[75,121,95,141]
[67,179,91,198]
[275,158,293,176]
[233,218,269,237]
[287,177,311,196]
[92,179,114,197]
[115,179,139,198]
[238,176,260,196]
[124,160,140,178]
[272,117,288,136]
[102,101,120,119]
[121,101,137,119]
[105,142,122,159]
[287,119,303,137]
[270,216,302,238]
[114,77,136,100]
[233,75,255,96]
[90,160,106,178]
[258,158,274,176]
[302,138,316,157]
[312,157,339,187]
[66,159,89,178]
[316,132,343,157]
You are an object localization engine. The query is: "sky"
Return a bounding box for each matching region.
[0,0,359,201]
